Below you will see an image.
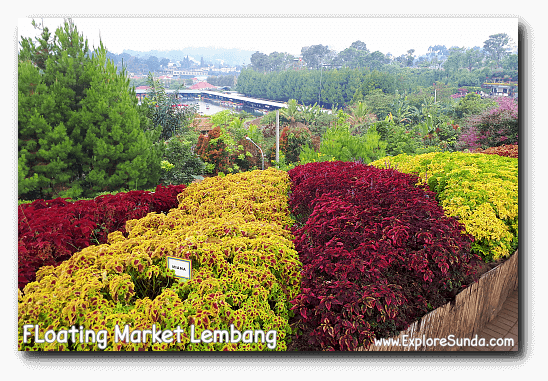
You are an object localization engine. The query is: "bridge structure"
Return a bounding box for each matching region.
[198,90,287,112]
[134,89,288,112]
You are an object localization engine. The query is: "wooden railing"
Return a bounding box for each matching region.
[360,250,519,351]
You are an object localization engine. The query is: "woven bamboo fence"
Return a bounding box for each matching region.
[360,250,519,351]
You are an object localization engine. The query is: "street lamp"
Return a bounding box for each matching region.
[245,136,264,170]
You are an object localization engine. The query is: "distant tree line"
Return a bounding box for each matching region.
[247,35,516,73]
[105,51,171,74]
[238,34,517,109]
[206,75,236,87]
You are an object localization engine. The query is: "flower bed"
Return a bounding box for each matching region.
[287,161,481,351]
[364,250,518,351]
[18,153,518,351]
[18,184,186,289]
[369,152,518,262]
[18,169,301,351]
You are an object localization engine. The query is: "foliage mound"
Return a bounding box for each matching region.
[18,169,302,351]
[473,143,518,158]
[287,161,480,351]
[370,151,518,261]
[18,185,186,289]
[457,97,518,150]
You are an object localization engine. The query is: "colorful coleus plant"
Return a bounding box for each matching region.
[18,169,302,351]
[18,184,186,289]
[287,161,480,351]
[370,151,518,262]
[473,143,518,158]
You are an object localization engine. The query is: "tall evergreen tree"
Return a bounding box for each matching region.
[18,19,89,199]
[18,60,73,197]
[18,19,162,199]
[483,33,511,69]
[70,43,163,195]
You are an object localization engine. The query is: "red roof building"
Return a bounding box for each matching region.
[190,82,217,90]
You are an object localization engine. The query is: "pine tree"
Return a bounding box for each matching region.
[71,43,163,195]
[18,19,92,199]
[18,19,161,199]
[18,52,76,199]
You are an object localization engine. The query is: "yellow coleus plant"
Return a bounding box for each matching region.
[19,168,301,351]
[370,152,518,262]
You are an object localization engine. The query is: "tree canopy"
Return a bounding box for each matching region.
[18,19,163,200]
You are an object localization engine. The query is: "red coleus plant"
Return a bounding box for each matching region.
[287,161,480,351]
[18,184,186,289]
[473,143,518,158]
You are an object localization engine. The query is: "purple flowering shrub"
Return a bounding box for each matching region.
[457,97,518,150]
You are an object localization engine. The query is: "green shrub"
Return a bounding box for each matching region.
[160,137,205,185]
[300,112,386,164]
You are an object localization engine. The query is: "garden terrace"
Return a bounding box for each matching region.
[18,184,186,289]
[18,169,302,351]
[287,161,482,351]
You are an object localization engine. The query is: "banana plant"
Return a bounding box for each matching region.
[417,112,445,145]
[300,102,322,126]
[348,101,371,135]
[391,90,416,125]
[280,98,300,124]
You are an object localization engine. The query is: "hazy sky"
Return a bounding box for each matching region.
[17,16,519,60]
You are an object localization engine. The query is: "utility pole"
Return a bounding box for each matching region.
[319,63,324,106]
[276,109,280,165]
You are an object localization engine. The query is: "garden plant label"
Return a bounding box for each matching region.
[166,256,192,280]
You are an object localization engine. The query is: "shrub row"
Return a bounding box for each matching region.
[370,152,518,262]
[473,143,518,158]
[18,184,186,289]
[287,161,480,351]
[18,169,302,351]
[18,185,187,289]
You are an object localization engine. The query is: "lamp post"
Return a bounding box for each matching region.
[245,136,264,170]
[276,109,280,165]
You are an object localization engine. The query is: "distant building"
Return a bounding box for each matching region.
[482,80,518,98]
[157,75,172,86]
[134,86,150,102]
[190,82,217,90]
[217,67,237,73]
[193,117,214,135]
[173,69,209,77]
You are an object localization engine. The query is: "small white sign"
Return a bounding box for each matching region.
[166,256,192,280]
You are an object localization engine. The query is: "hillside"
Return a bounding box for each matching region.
[122,47,256,66]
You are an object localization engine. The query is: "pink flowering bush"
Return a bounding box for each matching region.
[457,97,518,150]
[451,88,469,99]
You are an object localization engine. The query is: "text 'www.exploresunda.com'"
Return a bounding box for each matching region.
[373,334,514,350]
